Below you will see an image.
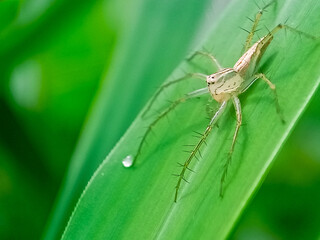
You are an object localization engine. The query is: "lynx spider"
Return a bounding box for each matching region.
[122,3,317,202]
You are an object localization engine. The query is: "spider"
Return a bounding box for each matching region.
[122,4,317,202]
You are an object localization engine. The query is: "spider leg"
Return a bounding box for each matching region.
[188,51,223,71]
[174,100,228,202]
[261,23,318,45]
[243,1,274,53]
[130,87,209,167]
[142,73,207,117]
[220,96,242,197]
[254,73,285,123]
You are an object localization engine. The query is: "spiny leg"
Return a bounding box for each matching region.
[254,73,285,123]
[174,100,228,202]
[127,87,209,167]
[281,24,318,40]
[243,1,274,52]
[259,23,318,49]
[142,73,207,117]
[243,9,263,52]
[220,96,242,197]
[188,51,223,71]
[249,24,318,122]
[235,22,317,80]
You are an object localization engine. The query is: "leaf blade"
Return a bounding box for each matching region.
[62,0,320,239]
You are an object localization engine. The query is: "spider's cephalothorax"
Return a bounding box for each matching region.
[206,68,243,103]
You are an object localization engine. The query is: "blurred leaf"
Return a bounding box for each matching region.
[0,0,19,31]
[0,0,116,238]
[1,1,116,179]
[0,0,97,62]
[0,144,52,239]
[62,0,320,239]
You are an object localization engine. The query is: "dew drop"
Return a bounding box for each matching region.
[122,155,133,167]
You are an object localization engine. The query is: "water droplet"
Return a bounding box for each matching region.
[122,155,133,167]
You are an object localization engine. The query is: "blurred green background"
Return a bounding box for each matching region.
[0,0,319,239]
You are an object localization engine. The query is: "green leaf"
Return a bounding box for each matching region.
[62,0,320,239]
[44,0,214,239]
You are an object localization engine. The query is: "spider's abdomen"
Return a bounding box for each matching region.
[234,35,272,78]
